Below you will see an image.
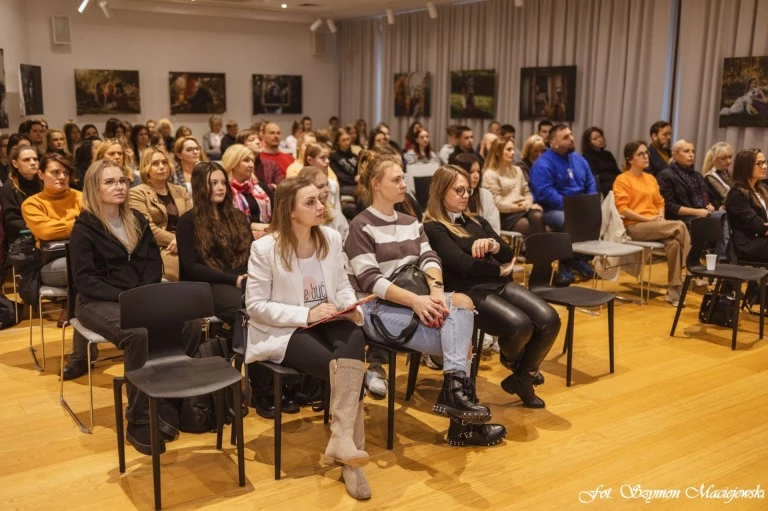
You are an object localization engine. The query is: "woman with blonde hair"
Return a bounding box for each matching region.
[221,144,272,237]
[519,134,547,183]
[46,129,69,155]
[129,146,191,281]
[298,166,349,241]
[171,136,206,192]
[156,118,175,151]
[286,131,318,178]
[424,165,559,407]
[95,138,138,185]
[701,141,734,210]
[482,136,544,236]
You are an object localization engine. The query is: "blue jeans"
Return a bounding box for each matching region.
[361,293,472,373]
[543,209,565,231]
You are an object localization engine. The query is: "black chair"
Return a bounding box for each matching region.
[233,310,329,480]
[413,176,432,210]
[113,282,245,510]
[525,233,616,387]
[670,217,767,350]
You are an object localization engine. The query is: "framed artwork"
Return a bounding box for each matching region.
[519,66,576,122]
[719,57,768,127]
[450,70,496,119]
[252,74,302,115]
[74,69,141,115]
[19,64,43,116]
[169,72,226,114]
[0,49,8,129]
[394,72,431,117]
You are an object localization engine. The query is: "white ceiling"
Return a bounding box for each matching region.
[106,0,467,23]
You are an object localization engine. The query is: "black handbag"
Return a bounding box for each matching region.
[40,240,67,265]
[369,264,431,345]
[6,232,40,272]
[698,291,735,328]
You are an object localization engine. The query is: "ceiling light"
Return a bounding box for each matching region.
[99,0,111,18]
[426,1,437,19]
[280,3,287,7]
[386,8,394,25]
[326,18,337,33]
[77,0,90,13]
[309,18,323,31]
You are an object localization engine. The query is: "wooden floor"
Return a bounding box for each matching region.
[1,264,767,510]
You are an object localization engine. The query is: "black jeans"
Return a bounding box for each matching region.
[71,296,200,425]
[210,283,244,330]
[474,282,561,373]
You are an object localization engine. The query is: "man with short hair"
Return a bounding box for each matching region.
[439,125,459,165]
[538,120,553,147]
[301,116,313,132]
[647,120,673,176]
[478,132,498,161]
[530,124,597,281]
[26,119,45,152]
[500,123,516,140]
[260,122,295,177]
[328,116,340,131]
[449,125,484,167]
[488,121,501,137]
[220,120,239,155]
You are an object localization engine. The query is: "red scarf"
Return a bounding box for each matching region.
[230,177,271,223]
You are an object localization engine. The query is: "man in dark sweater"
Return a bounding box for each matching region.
[647,120,672,176]
[219,119,239,155]
[449,125,484,168]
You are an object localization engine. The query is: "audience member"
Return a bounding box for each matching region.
[725,149,768,263]
[175,125,192,140]
[281,120,302,158]
[81,124,99,140]
[301,116,313,132]
[26,119,46,152]
[404,128,440,194]
[129,124,150,165]
[104,117,123,139]
[537,120,553,147]
[299,165,350,241]
[478,132,498,161]
[145,119,156,137]
[702,141,734,210]
[647,120,672,176]
[449,126,484,167]
[220,120,239,155]
[404,120,423,152]
[345,123,363,155]
[453,152,500,234]
[46,129,69,156]
[330,128,359,196]
[581,126,620,197]
[286,131,317,177]
[171,136,204,193]
[0,134,9,183]
[129,146,191,281]
[518,134,546,183]
[156,118,175,151]
[488,121,501,137]
[63,122,82,155]
[354,119,368,148]
[221,144,272,238]
[500,124,516,140]
[1,145,42,246]
[260,123,295,177]
[439,125,459,165]
[202,115,225,160]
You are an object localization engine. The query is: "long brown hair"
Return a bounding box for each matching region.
[298,166,334,224]
[732,148,768,209]
[189,161,252,270]
[423,165,479,238]
[483,135,514,172]
[270,177,329,272]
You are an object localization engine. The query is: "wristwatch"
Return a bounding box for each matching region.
[431,281,444,289]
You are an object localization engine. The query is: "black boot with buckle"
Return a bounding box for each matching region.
[433,371,491,424]
[501,371,545,408]
[447,418,507,447]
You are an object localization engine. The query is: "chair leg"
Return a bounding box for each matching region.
[670,276,692,336]
[273,373,283,480]
[29,301,43,372]
[149,397,162,510]
[88,341,95,430]
[39,294,46,371]
[760,277,766,340]
[386,350,396,450]
[12,268,18,324]
[732,280,742,351]
[471,330,484,380]
[405,352,420,401]
[215,389,225,450]
[113,377,126,473]
[60,323,90,434]
[565,307,575,387]
[232,381,245,487]
[607,300,615,374]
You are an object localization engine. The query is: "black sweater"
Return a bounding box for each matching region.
[725,184,768,262]
[583,148,620,197]
[329,149,358,188]
[69,210,162,303]
[0,176,43,245]
[176,211,248,286]
[424,215,512,302]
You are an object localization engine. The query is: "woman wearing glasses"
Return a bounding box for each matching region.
[171,136,205,193]
[613,141,691,306]
[482,136,545,236]
[724,149,768,263]
[129,147,192,281]
[424,165,560,409]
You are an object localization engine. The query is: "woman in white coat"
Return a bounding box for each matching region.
[244,176,370,500]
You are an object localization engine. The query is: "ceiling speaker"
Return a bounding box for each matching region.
[51,16,72,45]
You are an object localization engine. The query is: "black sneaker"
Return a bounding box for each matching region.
[61,360,88,381]
[127,423,166,456]
[158,400,180,442]
[447,419,507,447]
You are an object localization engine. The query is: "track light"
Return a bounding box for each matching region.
[99,0,111,18]
[386,8,394,25]
[426,1,437,19]
[326,18,337,34]
[77,0,90,13]
[309,18,323,31]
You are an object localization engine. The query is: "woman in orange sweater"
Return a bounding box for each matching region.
[21,152,83,289]
[613,141,690,306]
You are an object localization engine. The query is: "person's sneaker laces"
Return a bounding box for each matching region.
[364,365,387,400]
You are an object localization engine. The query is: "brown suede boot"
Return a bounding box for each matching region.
[323,359,369,467]
[342,398,371,499]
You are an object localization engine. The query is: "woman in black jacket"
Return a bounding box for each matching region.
[329,128,358,197]
[1,144,42,246]
[66,159,193,456]
[424,165,561,408]
[581,127,620,197]
[724,149,768,262]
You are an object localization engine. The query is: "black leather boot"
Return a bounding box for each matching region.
[501,371,545,408]
[499,353,546,386]
[433,371,491,424]
[447,418,507,447]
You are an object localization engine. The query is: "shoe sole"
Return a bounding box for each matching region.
[432,404,491,425]
[158,418,180,442]
[127,431,166,456]
[500,378,546,408]
[447,430,507,447]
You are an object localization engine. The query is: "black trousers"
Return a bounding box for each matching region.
[211,283,244,329]
[474,282,561,373]
[70,296,200,425]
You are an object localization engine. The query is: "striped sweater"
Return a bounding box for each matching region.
[346,206,441,298]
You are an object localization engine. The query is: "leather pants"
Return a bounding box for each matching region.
[474,282,561,373]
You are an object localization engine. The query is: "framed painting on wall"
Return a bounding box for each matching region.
[19,64,43,116]
[394,72,431,118]
[252,74,302,115]
[74,69,141,115]
[450,70,495,119]
[719,56,768,127]
[519,66,576,122]
[169,72,226,114]
[0,49,9,129]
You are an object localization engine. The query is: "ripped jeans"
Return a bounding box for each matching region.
[361,292,473,373]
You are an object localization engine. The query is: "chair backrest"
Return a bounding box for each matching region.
[413,176,432,210]
[64,243,76,320]
[525,232,574,287]
[687,216,723,268]
[563,193,602,243]
[120,282,215,360]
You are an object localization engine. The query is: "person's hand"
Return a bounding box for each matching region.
[471,238,497,258]
[166,238,178,255]
[235,274,248,288]
[706,203,715,213]
[531,203,543,211]
[411,295,449,327]
[337,308,362,324]
[308,303,338,324]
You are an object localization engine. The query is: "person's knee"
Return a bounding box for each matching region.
[451,292,474,311]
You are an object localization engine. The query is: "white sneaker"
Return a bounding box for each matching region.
[364,365,387,400]
[693,278,710,288]
[665,286,684,307]
[490,337,500,354]
[481,335,494,354]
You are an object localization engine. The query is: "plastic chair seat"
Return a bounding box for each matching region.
[625,240,665,250]
[40,285,67,298]
[69,318,107,344]
[571,240,643,258]
[126,357,242,399]
[531,285,615,308]
[688,264,767,281]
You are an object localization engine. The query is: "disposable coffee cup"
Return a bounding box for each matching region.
[705,253,717,271]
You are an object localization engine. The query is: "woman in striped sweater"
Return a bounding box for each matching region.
[345,149,506,447]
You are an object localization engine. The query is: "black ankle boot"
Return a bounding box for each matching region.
[462,375,480,404]
[501,372,545,408]
[433,371,491,424]
[447,418,507,447]
[499,354,545,386]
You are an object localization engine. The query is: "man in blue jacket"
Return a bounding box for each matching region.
[530,124,597,281]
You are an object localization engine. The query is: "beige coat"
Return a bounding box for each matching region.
[482,164,533,213]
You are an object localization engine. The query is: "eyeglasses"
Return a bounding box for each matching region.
[452,187,474,197]
[755,160,768,168]
[102,177,132,188]
[183,146,201,153]
[46,169,71,179]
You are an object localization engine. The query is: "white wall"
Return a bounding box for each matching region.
[0,0,30,129]
[6,0,338,137]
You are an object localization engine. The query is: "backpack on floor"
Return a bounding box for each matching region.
[0,294,21,330]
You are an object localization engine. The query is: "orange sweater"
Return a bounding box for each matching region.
[21,188,83,241]
[612,171,664,226]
